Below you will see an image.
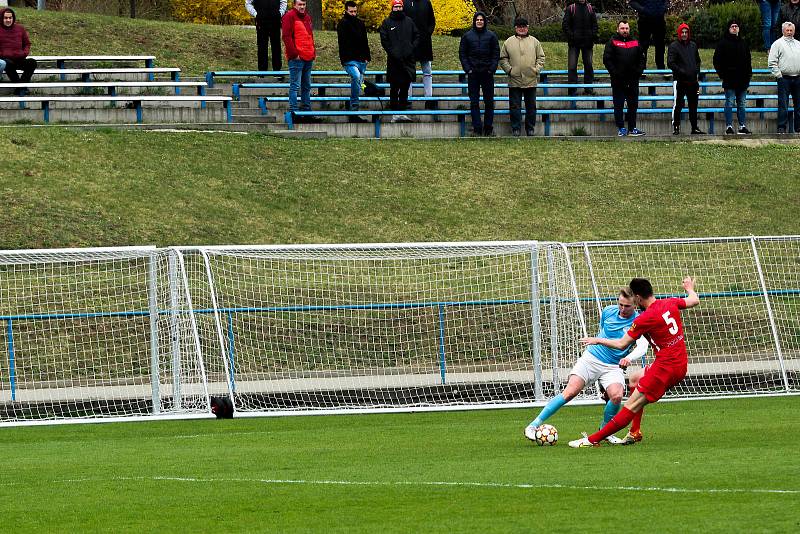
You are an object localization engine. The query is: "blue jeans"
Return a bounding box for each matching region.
[777,75,800,132]
[467,71,494,132]
[759,0,780,50]
[0,59,6,77]
[409,60,432,97]
[288,58,313,112]
[724,88,747,127]
[343,60,367,111]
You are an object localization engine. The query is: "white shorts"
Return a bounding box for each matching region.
[570,351,625,390]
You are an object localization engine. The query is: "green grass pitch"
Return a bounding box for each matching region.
[1,396,797,532]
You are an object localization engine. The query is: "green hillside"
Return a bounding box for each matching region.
[2,127,797,249]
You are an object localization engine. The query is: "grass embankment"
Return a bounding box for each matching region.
[1,128,797,249]
[16,7,769,76]
[0,397,797,531]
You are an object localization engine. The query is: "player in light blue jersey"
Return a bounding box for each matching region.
[524,287,648,444]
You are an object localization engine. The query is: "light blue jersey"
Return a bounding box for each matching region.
[586,305,639,364]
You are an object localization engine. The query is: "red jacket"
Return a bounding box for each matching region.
[0,8,31,61]
[282,8,315,61]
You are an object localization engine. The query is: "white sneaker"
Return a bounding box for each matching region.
[605,435,625,445]
[524,425,538,441]
[568,432,599,448]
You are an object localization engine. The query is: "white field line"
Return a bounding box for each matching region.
[2,476,797,495]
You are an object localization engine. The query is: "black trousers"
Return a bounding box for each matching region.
[256,18,282,71]
[389,76,411,111]
[3,57,37,83]
[638,15,666,69]
[611,78,639,129]
[672,80,699,129]
[467,71,494,132]
[508,87,537,132]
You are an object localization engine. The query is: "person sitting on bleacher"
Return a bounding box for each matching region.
[667,22,704,135]
[337,1,371,122]
[713,20,752,135]
[0,8,37,95]
[459,11,499,136]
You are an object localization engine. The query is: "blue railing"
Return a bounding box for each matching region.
[3,288,798,401]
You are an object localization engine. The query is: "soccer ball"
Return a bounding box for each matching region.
[533,424,558,446]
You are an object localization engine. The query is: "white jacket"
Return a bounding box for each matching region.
[768,36,800,78]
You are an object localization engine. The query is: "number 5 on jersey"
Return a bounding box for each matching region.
[662,311,678,334]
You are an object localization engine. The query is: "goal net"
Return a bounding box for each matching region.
[568,236,799,400]
[0,237,796,424]
[0,247,209,424]
[196,242,583,413]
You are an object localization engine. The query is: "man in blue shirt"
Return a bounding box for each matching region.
[524,287,648,444]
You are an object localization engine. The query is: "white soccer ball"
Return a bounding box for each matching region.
[534,424,558,446]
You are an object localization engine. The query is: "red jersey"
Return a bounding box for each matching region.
[627,297,688,367]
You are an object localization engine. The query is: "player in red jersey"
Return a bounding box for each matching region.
[569,276,700,447]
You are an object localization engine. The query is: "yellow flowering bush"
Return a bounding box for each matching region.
[171,0,251,25]
[323,0,475,34]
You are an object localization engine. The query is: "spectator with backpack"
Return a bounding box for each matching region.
[562,0,598,96]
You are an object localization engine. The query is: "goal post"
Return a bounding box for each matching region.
[195,241,585,414]
[0,247,210,424]
[570,236,800,400]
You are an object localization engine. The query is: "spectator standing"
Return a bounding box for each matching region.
[760,0,781,51]
[603,20,646,136]
[337,1,371,122]
[282,0,316,119]
[499,17,545,137]
[629,0,667,70]
[0,8,36,95]
[380,0,419,122]
[245,0,287,73]
[667,23,703,135]
[713,19,753,135]
[459,11,500,136]
[778,0,800,35]
[404,0,436,105]
[562,0,598,96]
[768,21,800,133]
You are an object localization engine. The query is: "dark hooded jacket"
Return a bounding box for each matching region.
[629,0,668,18]
[777,1,800,34]
[337,11,371,65]
[0,8,31,61]
[713,23,752,91]
[380,10,420,82]
[562,1,598,48]
[459,12,500,74]
[667,23,700,82]
[403,0,435,62]
[603,32,646,81]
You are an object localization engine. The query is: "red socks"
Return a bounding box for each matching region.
[588,407,636,443]
[631,409,643,434]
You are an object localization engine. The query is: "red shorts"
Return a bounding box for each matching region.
[637,361,687,402]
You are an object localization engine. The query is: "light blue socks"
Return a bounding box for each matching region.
[530,393,566,427]
[601,399,621,428]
